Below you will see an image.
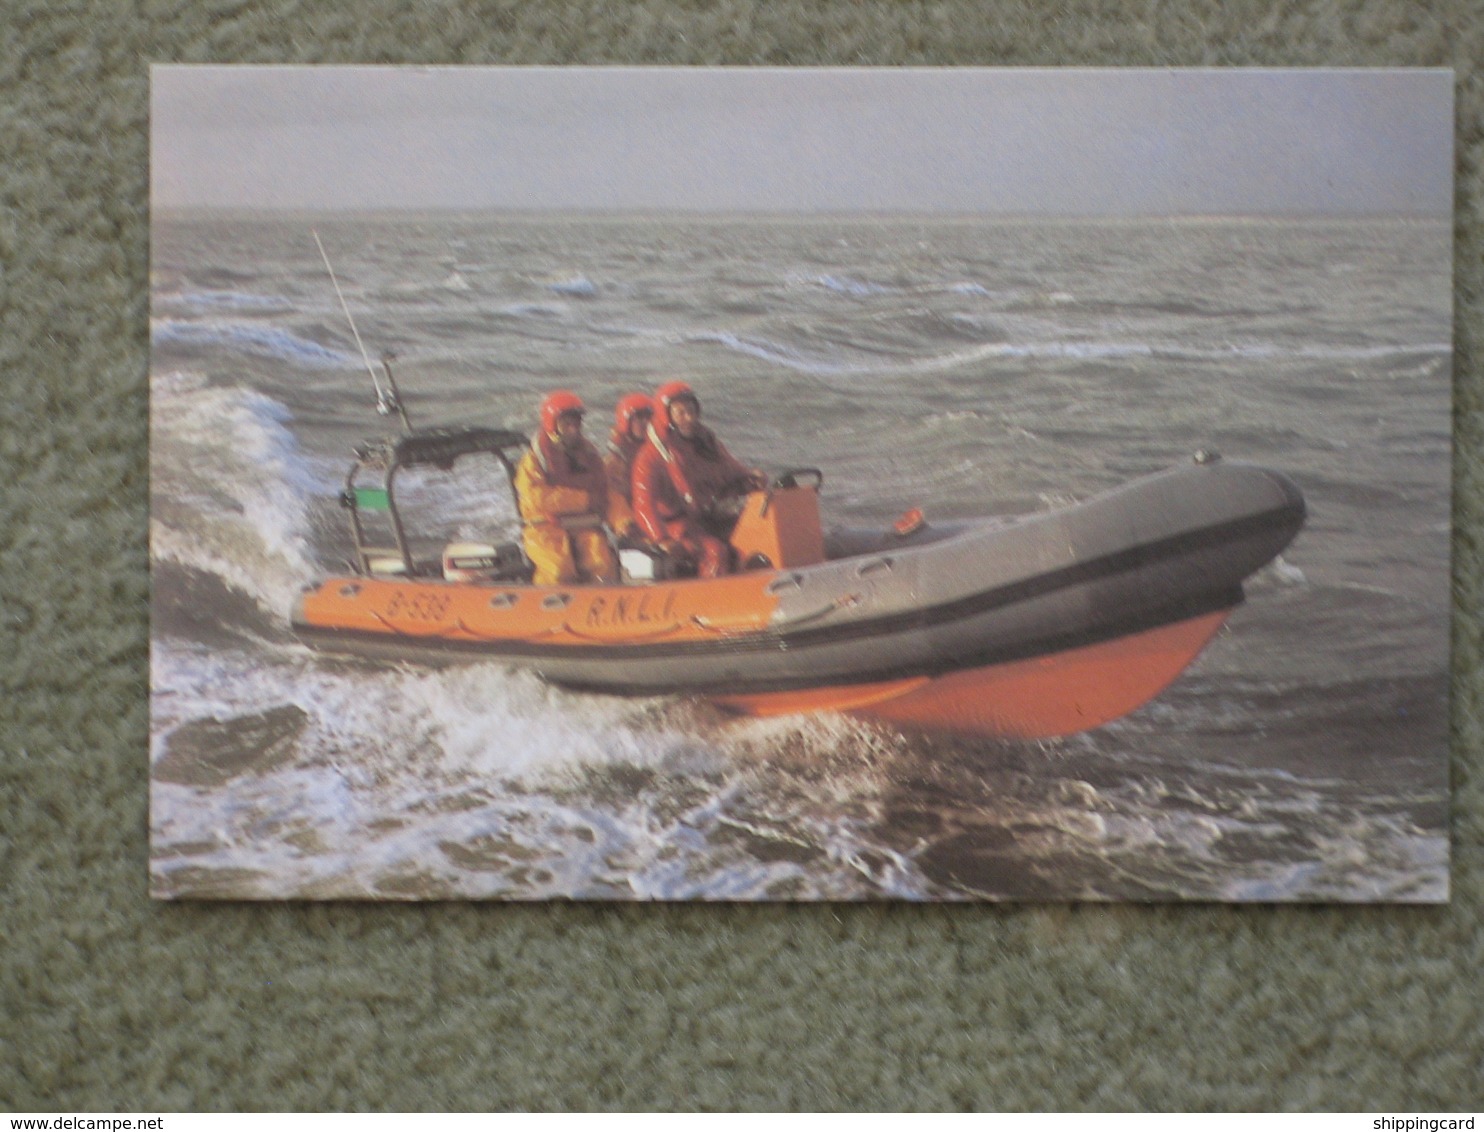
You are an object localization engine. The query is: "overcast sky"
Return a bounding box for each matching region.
[150,66,1453,216]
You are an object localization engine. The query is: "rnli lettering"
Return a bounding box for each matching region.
[584,589,678,628]
[383,590,451,622]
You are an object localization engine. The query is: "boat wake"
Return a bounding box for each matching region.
[148,367,944,899]
[149,634,941,900]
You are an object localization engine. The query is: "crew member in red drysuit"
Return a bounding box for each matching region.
[630,381,766,579]
[603,392,654,545]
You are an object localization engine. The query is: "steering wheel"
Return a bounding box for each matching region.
[705,467,826,524]
[706,483,753,523]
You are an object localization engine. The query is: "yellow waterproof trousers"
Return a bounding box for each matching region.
[523,524,618,586]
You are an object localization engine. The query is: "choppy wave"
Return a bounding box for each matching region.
[148,212,1452,903]
[816,274,894,296]
[685,330,849,374]
[151,319,358,369]
[683,326,1449,378]
[378,271,478,301]
[546,276,598,297]
[494,302,569,321]
[156,289,294,312]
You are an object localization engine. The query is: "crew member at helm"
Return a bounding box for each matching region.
[603,392,653,545]
[514,390,619,586]
[630,381,767,579]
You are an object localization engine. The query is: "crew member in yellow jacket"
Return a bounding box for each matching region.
[514,391,619,586]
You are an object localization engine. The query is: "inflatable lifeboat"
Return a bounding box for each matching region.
[291,425,1305,739]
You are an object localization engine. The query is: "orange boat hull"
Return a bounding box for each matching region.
[709,607,1231,737]
[296,459,1305,739]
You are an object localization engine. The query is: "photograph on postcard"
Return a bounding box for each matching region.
[148,67,1453,901]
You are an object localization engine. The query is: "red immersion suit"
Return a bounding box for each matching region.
[630,423,757,579]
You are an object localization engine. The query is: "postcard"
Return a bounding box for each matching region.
[149,66,1454,901]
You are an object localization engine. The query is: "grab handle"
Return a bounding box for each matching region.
[770,467,824,491]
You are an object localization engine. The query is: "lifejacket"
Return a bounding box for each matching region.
[606,430,646,504]
[631,422,753,543]
[604,430,647,535]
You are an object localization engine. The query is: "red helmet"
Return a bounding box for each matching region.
[614,392,654,433]
[655,380,699,418]
[539,390,585,434]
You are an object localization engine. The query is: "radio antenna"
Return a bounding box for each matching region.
[312,230,404,426]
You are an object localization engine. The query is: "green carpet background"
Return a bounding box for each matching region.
[3,2,1481,1111]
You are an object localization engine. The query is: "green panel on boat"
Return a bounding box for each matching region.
[354,487,390,511]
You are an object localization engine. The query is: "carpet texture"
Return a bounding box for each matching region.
[2,1,1481,1112]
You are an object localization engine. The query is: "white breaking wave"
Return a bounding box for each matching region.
[546,276,598,297]
[149,371,324,619]
[816,274,894,296]
[1186,340,1452,363]
[151,318,358,369]
[684,328,1156,377]
[683,326,1450,379]
[685,330,850,374]
[149,635,930,899]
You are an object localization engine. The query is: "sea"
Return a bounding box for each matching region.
[148,211,1453,901]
